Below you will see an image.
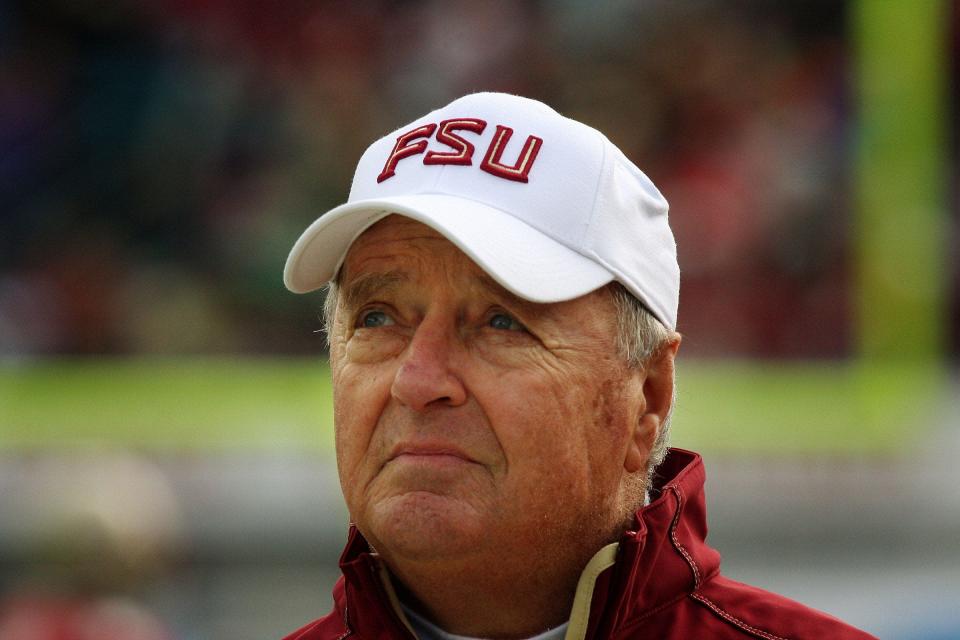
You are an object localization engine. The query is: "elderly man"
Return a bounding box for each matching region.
[281,93,873,640]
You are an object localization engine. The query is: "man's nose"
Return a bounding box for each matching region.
[391,320,468,411]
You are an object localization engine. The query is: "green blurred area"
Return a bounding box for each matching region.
[0,359,945,454]
[0,359,334,451]
[853,0,949,362]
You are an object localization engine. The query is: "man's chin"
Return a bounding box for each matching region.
[364,491,487,561]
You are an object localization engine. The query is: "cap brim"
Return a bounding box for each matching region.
[283,194,614,303]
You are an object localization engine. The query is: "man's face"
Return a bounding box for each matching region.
[328,216,646,565]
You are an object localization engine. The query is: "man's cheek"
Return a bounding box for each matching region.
[333,405,371,486]
[335,427,381,519]
[335,376,391,462]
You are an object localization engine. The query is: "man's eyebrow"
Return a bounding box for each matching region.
[339,270,407,313]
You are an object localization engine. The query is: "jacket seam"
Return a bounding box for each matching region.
[668,486,792,640]
[616,566,722,630]
[668,486,701,590]
[690,593,791,640]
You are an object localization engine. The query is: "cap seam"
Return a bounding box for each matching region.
[579,131,611,250]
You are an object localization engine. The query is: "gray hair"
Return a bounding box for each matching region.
[321,280,676,489]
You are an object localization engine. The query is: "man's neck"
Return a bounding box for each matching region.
[385,553,581,638]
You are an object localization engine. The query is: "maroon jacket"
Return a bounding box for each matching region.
[284,449,876,639]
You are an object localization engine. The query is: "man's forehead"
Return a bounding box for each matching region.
[339,216,451,275]
[343,215,470,276]
[351,215,447,249]
[337,215,614,317]
[338,223,540,312]
[339,262,540,314]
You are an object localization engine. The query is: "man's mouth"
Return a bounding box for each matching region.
[388,442,478,466]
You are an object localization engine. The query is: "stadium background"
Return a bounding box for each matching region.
[0,0,957,638]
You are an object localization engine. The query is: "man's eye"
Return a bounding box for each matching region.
[358,310,395,328]
[488,312,525,332]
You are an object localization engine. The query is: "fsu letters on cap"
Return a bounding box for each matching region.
[377,119,544,183]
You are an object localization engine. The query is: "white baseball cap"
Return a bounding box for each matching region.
[283,92,680,329]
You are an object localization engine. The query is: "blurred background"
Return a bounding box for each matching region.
[0,0,957,638]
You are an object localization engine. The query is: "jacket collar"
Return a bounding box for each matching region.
[336,526,416,638]
[334,448,719,640]
[584,448,721,638]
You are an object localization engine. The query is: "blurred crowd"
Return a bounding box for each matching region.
[0,0,955,358]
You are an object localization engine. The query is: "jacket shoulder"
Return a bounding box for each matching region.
[692,575,878,639]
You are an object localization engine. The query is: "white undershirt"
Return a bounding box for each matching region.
[400,602,569,640]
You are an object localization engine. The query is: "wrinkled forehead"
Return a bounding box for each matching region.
[340,215,485,283]
[347,215,449,254]
[335,214,613,318]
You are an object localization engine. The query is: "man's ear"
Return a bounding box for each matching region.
[624,334,681,474]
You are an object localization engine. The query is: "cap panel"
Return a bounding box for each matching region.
[585,147,678,328]
[349,93,606,252]
[431,120,602,250]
